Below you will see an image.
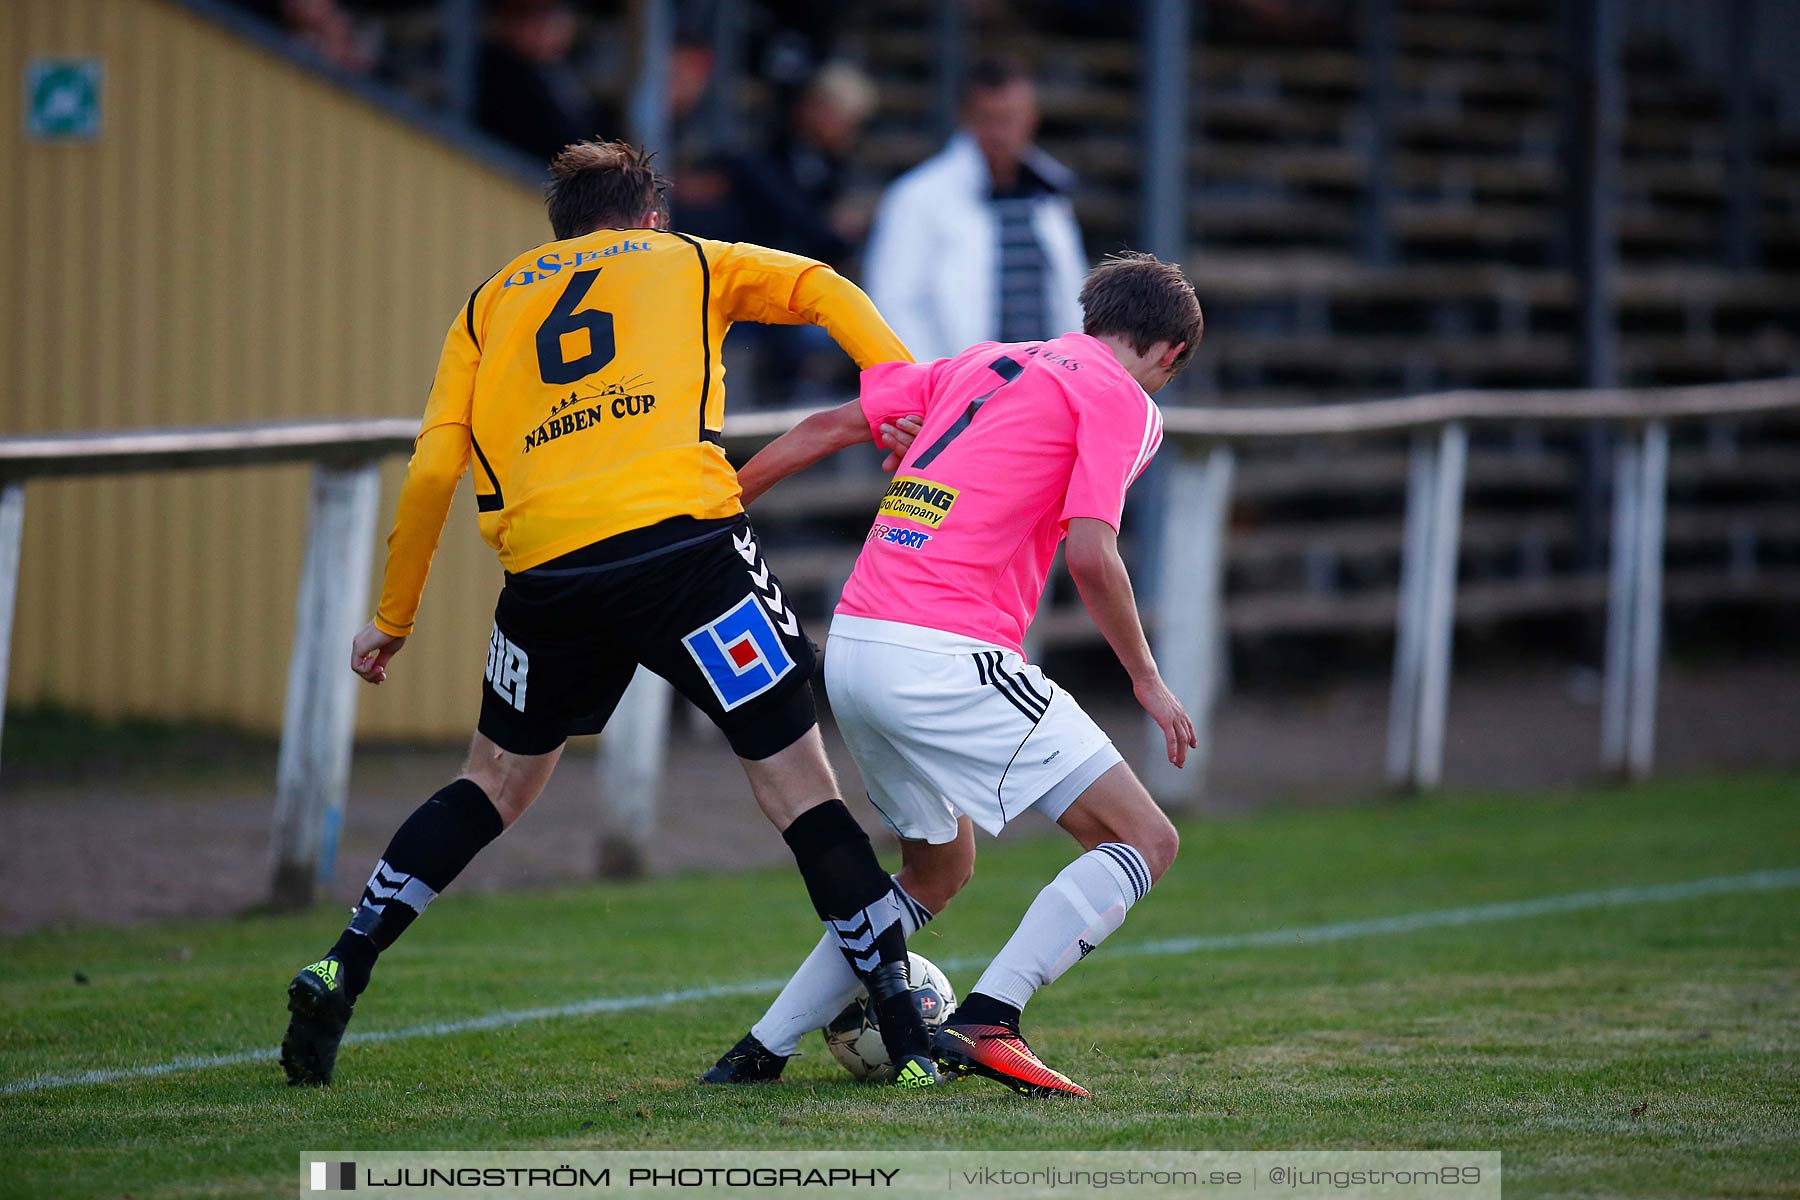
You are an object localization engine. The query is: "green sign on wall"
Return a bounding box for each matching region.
[26,58,102,140]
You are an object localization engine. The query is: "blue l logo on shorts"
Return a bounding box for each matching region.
[682,594,797,711]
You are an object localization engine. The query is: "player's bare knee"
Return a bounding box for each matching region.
[897,836,975,914]
[905,859,972,914]
[1139,817,1179,882]
[1111,804,1178,881]
[897,877,955,915]
[458,738,555,828]
[1102,773,1177,880]
[742,728,841,830]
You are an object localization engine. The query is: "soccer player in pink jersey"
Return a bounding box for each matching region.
[702,253,1202,1097]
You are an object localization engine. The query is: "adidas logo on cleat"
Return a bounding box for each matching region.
[1077,940,1096,959]
[892,1057,938,1089]
[303,959,340,989]
[283,959,356,1086]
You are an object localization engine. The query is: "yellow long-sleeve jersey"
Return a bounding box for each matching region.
[373,229,912,637]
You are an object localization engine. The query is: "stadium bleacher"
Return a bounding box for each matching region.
[834,0,1800,651]
[217,0,1800,650]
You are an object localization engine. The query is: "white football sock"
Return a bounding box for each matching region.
[970,843,1151,1013]
[752,878,933,1057]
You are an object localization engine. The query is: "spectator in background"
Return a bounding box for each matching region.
[476,0,602,163]
[716,62,877,266]
[664,25,720,160]
[674,63,879,405]
[241,0,382,75]
[751,0,849,111]
[660,24,730,230]
[863,54,1085,363]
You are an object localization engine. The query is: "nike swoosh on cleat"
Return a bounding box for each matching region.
[988,1038,1072,1084]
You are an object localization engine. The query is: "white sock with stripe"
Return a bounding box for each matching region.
[969,843,1151,1012]
[751,878,933,1058]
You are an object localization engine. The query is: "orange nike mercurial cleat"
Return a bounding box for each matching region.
[931,1022,1091,1097]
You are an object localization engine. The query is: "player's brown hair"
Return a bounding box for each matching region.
[960,52,1033,102]
[1078,252,1204,374]
[544,139,671,240]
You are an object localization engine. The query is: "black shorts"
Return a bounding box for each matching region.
[478,516,818,761]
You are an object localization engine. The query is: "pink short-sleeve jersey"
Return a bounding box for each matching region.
[837,332,1164,655]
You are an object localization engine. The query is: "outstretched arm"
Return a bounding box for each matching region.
[738,401,920,506]
[356,423,470,683]
[785,265,911,370]
[709,241,912,370]
[1064,518,1197,767]
[357,310,478,682]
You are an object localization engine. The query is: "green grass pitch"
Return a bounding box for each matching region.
[2,775,1796,1199]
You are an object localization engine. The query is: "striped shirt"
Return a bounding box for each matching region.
[993,195,1049,343]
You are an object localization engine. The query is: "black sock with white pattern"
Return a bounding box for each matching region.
[781,800,931,1062]
[326,778,504,1000]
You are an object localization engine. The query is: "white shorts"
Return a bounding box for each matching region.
[823,615,1123,844]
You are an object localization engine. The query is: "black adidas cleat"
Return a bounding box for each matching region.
[891,1052,940,1090]
[281,958,355,1086]
[701,1032,788,1084]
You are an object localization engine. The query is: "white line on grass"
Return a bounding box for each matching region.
[4,866,1795,1097]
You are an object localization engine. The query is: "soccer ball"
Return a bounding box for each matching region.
[823,952,957,1081]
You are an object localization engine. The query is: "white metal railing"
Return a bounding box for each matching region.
[2,376,1796,902]
[0,420,415,909]
[1139,376,1800,799]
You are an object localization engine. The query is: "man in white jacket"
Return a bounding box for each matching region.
[864,55,1086,362]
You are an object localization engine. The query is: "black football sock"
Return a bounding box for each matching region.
[749,876,933,1058]
[953,991,1022,1032]
[326,927,378,1000]
[781,800,931,1062]
[328,778,504,1001]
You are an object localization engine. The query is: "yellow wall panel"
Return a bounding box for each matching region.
[2,0,550,738]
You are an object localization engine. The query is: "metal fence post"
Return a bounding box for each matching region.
[1386,433,1436,783]
[1600,432,1641,770]
[1567,0,1620,573]
[596,666,672,878]
[1415,422,1467,789]
[0,483,24,784]
[1146,445,1234,806]
[1626,422,1669,778]
[1603,422,1669,779]
[270,461,382,911]
[1387,422,1466,791]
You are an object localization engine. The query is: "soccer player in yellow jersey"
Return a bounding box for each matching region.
[281,141,943,1090]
